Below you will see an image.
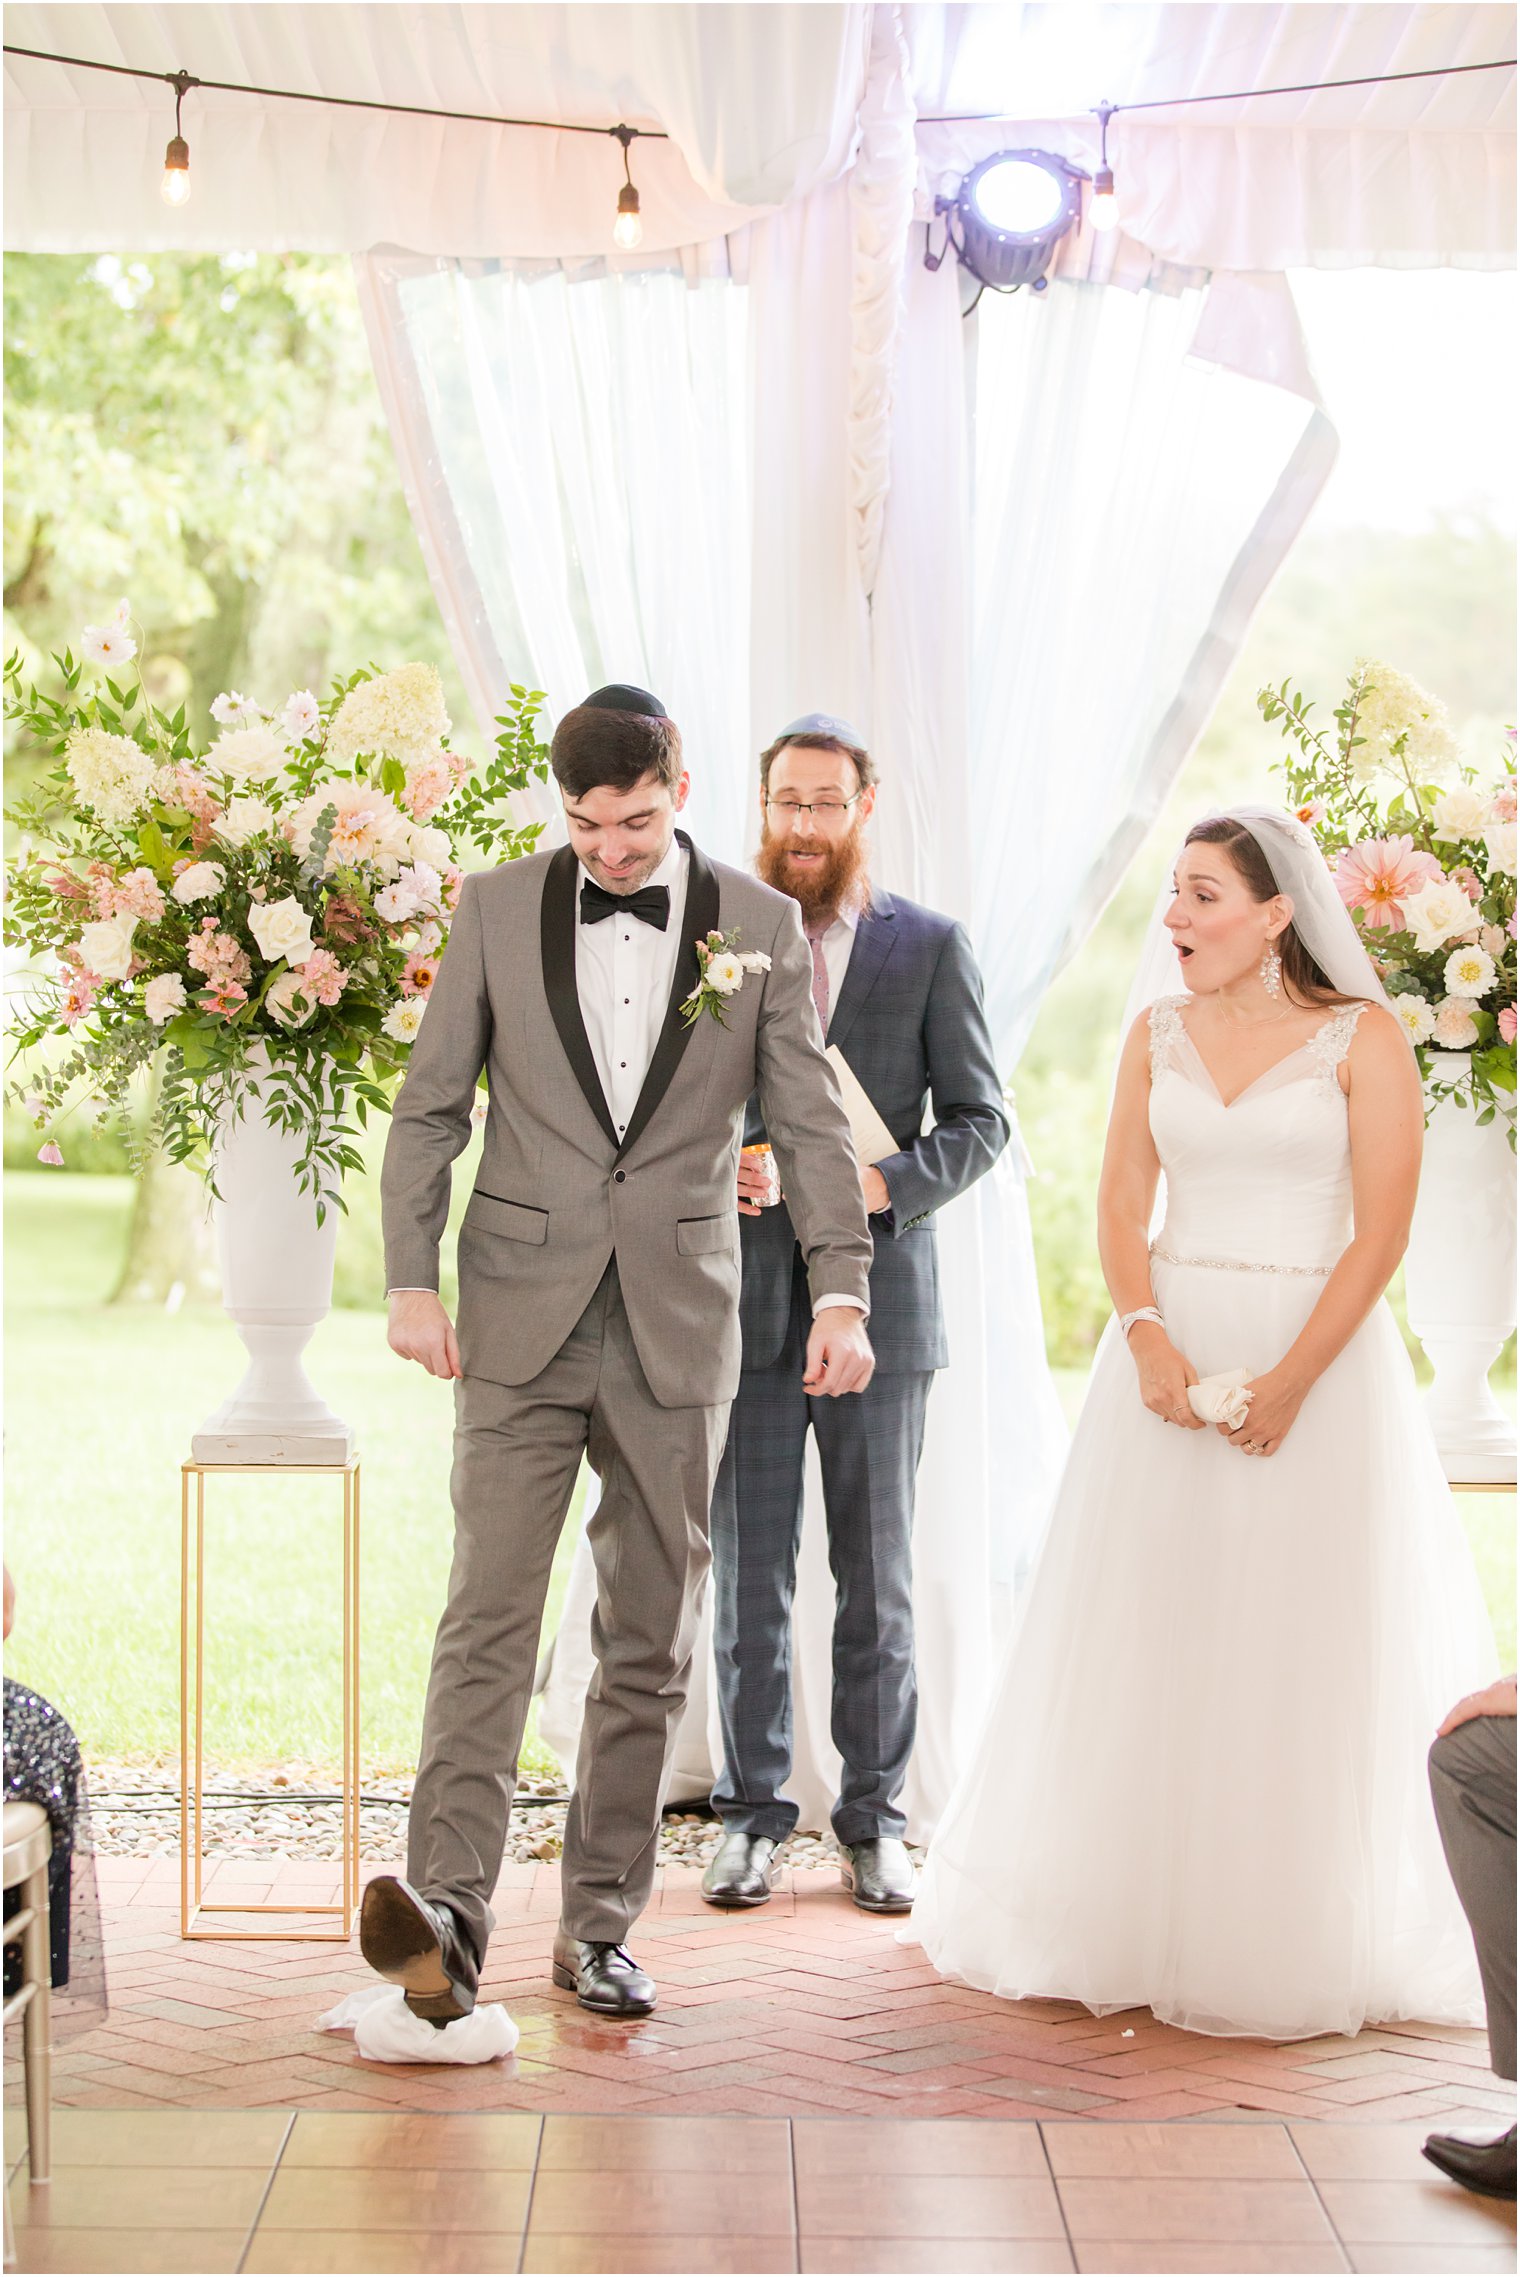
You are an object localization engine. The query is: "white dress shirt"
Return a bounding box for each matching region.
[575,835,688,1142]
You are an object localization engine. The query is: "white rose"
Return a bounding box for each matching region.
[705,952,745,995]
[78,913,138,981]
[216,797,276,849]
[406,825,453,872]
[1443,945,1498,1000]
[247,894,316,967]
[1484,822,1517,876]
[265,971,316,1029]
[1402,880,1477,955]
[209,722,288,782]
[1392,995,1436,1044]
[1432,997,1481,1050]
[1430,785,1491,841]
[144,973,188,1025]
[382,997,427,1042]
[171,861,226,906]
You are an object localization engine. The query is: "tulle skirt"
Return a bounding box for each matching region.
[907,1259,1498,2040]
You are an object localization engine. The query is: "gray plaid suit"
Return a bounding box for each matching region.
[381,832,871,1953]
[711,888,1010,1843]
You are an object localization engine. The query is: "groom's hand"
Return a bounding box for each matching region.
[388,1289,463,1380]
[803,1307,875,1397]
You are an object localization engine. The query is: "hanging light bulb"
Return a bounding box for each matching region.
[614,183,643,251]
[160,70,197,206]
[611,124,644,251]
[1087,101,1119,234]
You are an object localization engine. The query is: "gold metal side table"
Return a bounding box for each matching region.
[180,1459,361,1941]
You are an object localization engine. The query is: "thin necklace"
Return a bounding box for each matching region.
[1215,992,1292,1029]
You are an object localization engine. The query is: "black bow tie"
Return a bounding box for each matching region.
[579,879,670,931]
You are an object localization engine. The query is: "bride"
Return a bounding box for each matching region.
[908,806,1497,2040]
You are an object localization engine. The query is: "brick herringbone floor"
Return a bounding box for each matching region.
[8,1856,1515,2131]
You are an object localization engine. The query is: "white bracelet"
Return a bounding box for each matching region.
[1119,1306,1165,1339]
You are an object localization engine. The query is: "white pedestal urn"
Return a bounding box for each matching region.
[191,1054,356,1466]
[1403,1050,1516,1485]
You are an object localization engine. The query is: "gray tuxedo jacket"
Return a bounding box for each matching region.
[738,888,1009,1374]
[381,831,872,1409]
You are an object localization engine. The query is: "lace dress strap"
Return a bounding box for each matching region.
[1148,994,1188,1081]
[1306,1001,1370,1090]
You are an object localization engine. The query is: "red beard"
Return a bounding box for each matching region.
[756,824,871,926]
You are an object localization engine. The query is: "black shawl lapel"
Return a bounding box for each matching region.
[825,890,898,1058]
[540,842,620,1150]
[616,830,721,1161]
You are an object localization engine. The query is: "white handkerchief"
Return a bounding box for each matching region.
[1188,1368,1254,1429]
[824,1046,898,1167]
[317,1981,518,2065]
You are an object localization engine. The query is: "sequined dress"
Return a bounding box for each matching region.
[909,998,1497,2039]
[3,1677,107,2037]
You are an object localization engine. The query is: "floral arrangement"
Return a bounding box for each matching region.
[680,929,770,1029]
[1259,660,1516,1141]
[4,602,550,1210]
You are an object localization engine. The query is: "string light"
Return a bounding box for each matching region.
[1088,101,1118,233]
[160,69,196,206]
[612,124,644,250]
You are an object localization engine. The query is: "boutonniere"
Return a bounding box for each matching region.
[681,929,771,1029]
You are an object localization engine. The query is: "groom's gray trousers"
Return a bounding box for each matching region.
[1428,1715,1517,2080]
[407,1258,729,1957]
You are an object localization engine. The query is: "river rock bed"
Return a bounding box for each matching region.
[87,1761,849,1870]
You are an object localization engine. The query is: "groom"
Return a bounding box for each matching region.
[365,684,873,2020]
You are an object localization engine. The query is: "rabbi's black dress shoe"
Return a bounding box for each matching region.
[1422,2124,1517,2200]
[358,1875,479,2027]
[702,1832,783,1908]
[839,1837,916,1913]
[552,1933,657,2017]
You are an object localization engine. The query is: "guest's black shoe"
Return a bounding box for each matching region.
[1422,2124,1517,2200]
[839,1837,916,1914]
[552,1933,657,2017]
[359,1874,479,2028]
[702,1832,783,1908]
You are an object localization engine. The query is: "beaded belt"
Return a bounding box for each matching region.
[1150,1244,1334,1280]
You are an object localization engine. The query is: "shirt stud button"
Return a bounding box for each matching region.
[614,1169,626,1182]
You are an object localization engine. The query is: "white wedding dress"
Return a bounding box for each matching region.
[908,995,1498,2041]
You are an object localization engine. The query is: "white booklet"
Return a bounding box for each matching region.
[825,1046,898,1167]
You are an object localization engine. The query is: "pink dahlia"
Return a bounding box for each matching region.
[1334,836,1444,932]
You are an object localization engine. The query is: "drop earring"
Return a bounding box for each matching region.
[1260,942,1282,998]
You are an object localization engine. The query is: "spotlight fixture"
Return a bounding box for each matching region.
[1088,101,1119,232]
[924,148,1083,297]
[611,123,643,250]
[160,68,197,206]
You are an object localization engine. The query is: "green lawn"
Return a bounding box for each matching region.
[3,1173,1514,1778]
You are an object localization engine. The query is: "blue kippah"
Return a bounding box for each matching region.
[580,683,669,720]
[775,710,865,749]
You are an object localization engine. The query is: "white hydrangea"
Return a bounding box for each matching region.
[1351,661,1460,784]
[209,722,288,782]
[64,727,157,824]
[327,664,450,768]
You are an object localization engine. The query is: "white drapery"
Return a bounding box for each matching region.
[6,4,1512,267]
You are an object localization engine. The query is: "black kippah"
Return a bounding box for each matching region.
[579,683,669,721]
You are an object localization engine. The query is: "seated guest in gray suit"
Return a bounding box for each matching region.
[703,713,1011,1914]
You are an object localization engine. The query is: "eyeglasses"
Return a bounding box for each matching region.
[764,796,862,822]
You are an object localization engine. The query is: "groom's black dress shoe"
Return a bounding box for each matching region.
[552,1934,657,2017]
[839,1837,917,1914]
[359,1875,479,2028]
[702,1832,783,1908]
[1422,2124,1517,2200]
